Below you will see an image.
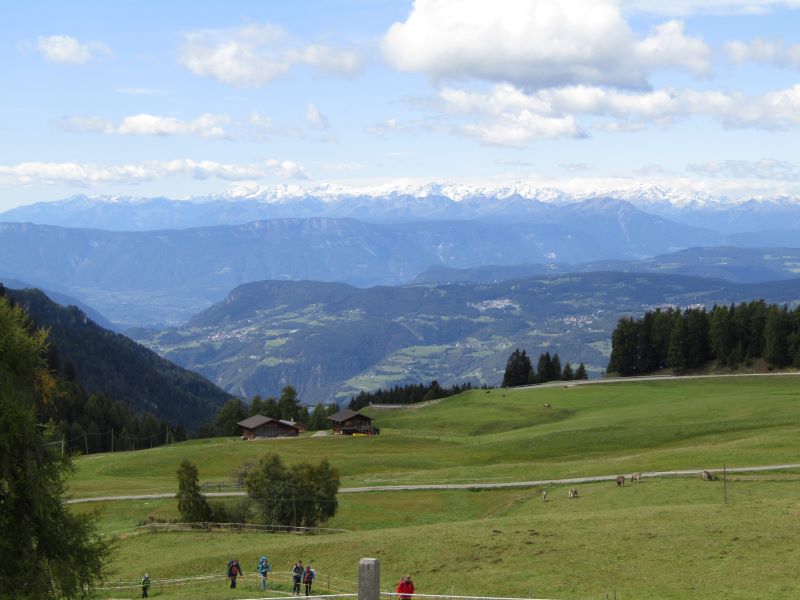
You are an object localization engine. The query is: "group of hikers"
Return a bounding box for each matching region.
[140,560,413,597]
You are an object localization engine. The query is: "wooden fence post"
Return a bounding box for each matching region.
[359,558,380,600]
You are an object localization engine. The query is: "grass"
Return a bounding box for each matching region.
[68,375,800,599]
[82,473,800,599]
[70,375,800,498]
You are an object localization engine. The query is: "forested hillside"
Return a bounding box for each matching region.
[3,285,232,430]
[607,300,800,375]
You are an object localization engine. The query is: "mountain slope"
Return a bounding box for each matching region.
[0,214,718,327]
[414,247,800,285]
[6,286,232,429]
[133,273,800,404]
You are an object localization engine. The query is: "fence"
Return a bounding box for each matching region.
[97,557,614,600]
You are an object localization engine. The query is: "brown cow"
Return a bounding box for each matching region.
[615,475,625,487]
[631,472,641,483]
[568,488,578,498]
[702,470,714,481]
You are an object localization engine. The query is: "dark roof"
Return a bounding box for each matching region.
[237,415,300,431]
[327,409,372,423]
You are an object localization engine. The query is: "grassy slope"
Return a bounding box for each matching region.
[70,376,800,599]
[70,376,800,497]
[80,474,800,600]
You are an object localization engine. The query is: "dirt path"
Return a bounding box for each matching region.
[67,463,800,504]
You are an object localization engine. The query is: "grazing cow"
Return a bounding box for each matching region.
[631,472,641,483]
[541,490,548,502]
[615,475,625,487]
[543,403,552,409]
[702,470,714,481]
[568,488,578,499]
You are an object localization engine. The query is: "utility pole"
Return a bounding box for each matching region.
[723,464,727,505]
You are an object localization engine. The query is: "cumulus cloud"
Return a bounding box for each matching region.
[725,37,800,67]
[264,159,309,179]
[29,34,112,64]
[306,103,330,129]
[687,159,800,180]
[58,113,230,138]
[180,23,362,87]
[382,0,710,89]
[621,0,800,15]
[0,159,263,187]
[436,82,800,145]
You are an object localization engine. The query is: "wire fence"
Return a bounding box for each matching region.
[137,521,351,535]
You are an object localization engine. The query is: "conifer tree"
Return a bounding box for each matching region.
[575,363,588,380]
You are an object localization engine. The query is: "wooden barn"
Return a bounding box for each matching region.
[237,415,301,439]
[327,409,379,435]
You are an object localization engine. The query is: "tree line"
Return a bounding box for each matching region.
[200,386,342,437]
[502,349,588,387]
[607,300,800,376]
[348,380,474,411]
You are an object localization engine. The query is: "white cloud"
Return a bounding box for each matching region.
[495,159,533,167]
[180,23,362,87]
[365,118,401,137]
[265,159,309,180]
[249,111,273,129]
[31,35,112,64]
[687,159,800,180]
[382,0,709,89]
[306,103,330,129]
[58,113,230,138]
[725,37,800,67]
[621,0,800,15]
[436,83,800,145]
[0,159,264,187]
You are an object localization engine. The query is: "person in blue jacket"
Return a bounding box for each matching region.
[258,556,271,590]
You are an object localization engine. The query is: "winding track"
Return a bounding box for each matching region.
[67,463,800,504]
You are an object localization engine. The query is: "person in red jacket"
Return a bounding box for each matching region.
[397,575,414,600]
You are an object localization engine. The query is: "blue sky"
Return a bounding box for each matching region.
[2,0,800,209]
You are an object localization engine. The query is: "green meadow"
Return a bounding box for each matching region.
[70,375,800,599]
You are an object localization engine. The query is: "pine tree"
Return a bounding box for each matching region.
[667,313,689,372]
[550,353,562,382]
[562,362,574,381]
[176,458,211,522]
[575,363,588,380]
[249,395,266,417]
[0,297,110,598]
[764,306,791,367]
[502,349,533,387]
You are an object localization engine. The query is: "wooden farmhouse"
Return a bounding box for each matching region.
[237,415,301,439]
[327,409,379,435]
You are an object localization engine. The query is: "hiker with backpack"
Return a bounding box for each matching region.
[291,560,304,595]
[140,573,150,598]
[303,564,315,595]
[258,556,271,591]
[227,558,243,589]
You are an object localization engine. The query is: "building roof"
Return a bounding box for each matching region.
[327,408,372,423]
[237,415,300,431]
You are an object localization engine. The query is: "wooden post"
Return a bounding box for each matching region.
[723,464,727,505]
[359,558,380,600]
[111,428,114,453]
[61,437,65,456]
[84,432,89,455]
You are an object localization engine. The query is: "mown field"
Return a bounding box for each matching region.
[70,376,800,599]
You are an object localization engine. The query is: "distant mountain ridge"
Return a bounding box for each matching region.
[3,185,799,231]
[414,247,800,285]
[132,272,800,404]
[0,212,719,327]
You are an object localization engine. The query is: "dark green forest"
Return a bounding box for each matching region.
[607,300,800,376]
[2,285,232,431]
